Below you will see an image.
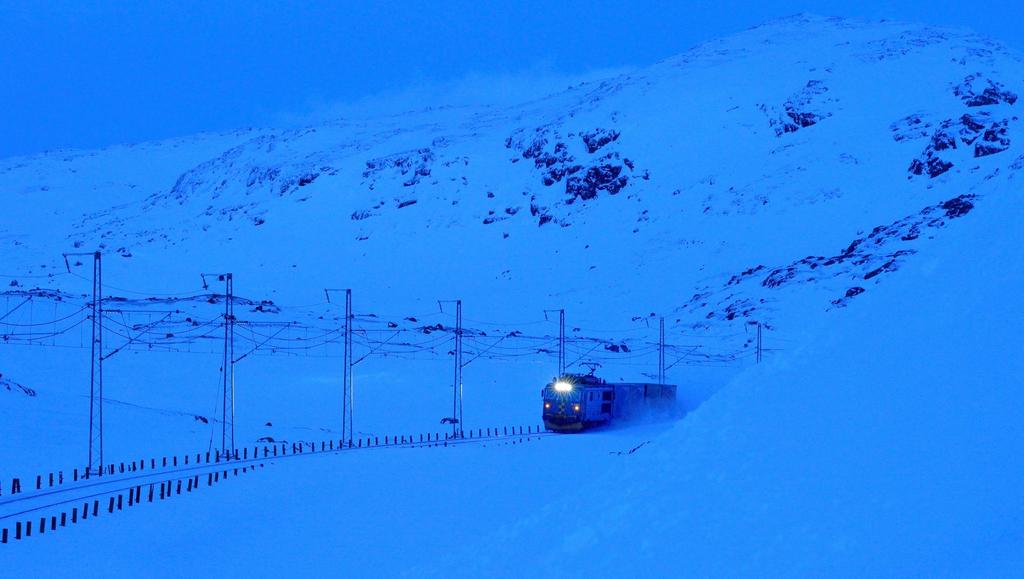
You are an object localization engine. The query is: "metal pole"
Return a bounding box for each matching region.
[559,309,565,376]
[345,289,353,444]
[88,251,103,474]
[326,288,353,443]
[228,274,235,454]
[221,273,235,456]
[457,300,463,438]
[659,317,665,384]
[451,300,462,438]
[757,322,762,364]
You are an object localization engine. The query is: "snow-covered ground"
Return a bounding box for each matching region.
[2,14,1022,576]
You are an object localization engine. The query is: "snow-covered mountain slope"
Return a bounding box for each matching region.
[1,15,1022,570]
[4,184,1021,576]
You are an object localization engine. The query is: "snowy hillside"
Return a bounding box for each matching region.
[2,14,1023,575]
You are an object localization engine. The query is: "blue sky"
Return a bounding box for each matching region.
[1,0,1021,158]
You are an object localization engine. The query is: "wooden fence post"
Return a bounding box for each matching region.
[107,496,115,513]
[15,521,22,540]
[11,478,20,494]
[71,508,78,524]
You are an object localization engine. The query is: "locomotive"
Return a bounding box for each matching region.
[541,373,677,432]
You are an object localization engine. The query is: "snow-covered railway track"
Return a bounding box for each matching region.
[0,428,553,534]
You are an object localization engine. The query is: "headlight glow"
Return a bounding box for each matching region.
[553,380,573,393]
[573,404,580,412]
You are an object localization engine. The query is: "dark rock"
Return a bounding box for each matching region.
[908,154,953,178]
[891,114,933,142]
[864,259,898,280]
[581,128,621,154]
[566,164,627,203]
[954,74,1018,107]
[941,195,975,218]
[975,120,1011,157]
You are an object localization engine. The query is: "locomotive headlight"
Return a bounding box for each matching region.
[553,380,573,393]
[544,402,551,409]
[573,404,580,412]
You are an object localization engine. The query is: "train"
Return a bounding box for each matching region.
[541,373,678,432]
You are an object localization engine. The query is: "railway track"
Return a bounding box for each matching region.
[0,429,555,526]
